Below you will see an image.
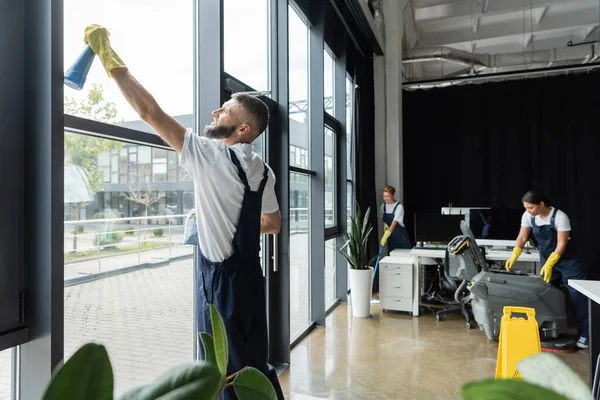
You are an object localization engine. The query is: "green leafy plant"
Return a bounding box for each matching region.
[153,228,164,237]
[42,304,277,400]
[77,224,85,234]
[460,352,592,400]
[125,226,135,236]
[337,203,377,270]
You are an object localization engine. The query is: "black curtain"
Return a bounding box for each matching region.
[403,71,600,279]
[353,54,379,260]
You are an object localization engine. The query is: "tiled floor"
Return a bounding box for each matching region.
[0,260,589,399]
[279,301,589,400]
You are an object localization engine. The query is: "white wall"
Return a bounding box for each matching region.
[374,0,404,237]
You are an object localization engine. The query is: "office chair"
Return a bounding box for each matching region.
[434,250,476,329]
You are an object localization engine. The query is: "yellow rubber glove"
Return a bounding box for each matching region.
[383,223,389,231]
[505,247,522,271]
[84,24,127,77]
[540,252,561,283]
[381,230,392,246]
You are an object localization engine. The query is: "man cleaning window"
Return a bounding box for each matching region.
[82,24,284,399]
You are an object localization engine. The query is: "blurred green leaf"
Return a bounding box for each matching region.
[233,367,278,400]
[199,332,218,367]
[210,304,229,376]
[43,343,113,400]
[517,353,593,400]
[461,378,570,400]
[118,362,223,400]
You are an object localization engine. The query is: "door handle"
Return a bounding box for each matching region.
[272,234,278,272]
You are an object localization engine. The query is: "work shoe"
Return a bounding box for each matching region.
[577,336,589,349]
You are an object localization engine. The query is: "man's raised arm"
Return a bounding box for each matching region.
[83,24,186,153]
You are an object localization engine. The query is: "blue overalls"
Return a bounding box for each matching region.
[197,149,284,400]
[382,202,412,251]
[532,208,589,339]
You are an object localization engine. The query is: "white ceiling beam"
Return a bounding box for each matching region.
[413,0,590,22]
[419,7,600,47]
[536,7,549,25]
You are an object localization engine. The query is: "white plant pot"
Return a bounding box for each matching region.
[348,266,373,318]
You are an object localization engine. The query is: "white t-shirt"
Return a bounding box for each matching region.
[180,129,279,262]
[520,207,571,231]
[381,202,405,227]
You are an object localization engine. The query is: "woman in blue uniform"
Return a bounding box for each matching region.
[505,190,589,349]
[380,186,412,250]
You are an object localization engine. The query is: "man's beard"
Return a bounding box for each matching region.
[204,124,236,139]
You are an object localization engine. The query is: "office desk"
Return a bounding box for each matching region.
[404,247,541,317]
[486,250,540,274]
[568,280,600,390]
[408,248,445,316]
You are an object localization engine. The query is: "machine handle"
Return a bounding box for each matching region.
[503,306,536,319]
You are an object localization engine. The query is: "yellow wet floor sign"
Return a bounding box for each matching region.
[495,306,541,380]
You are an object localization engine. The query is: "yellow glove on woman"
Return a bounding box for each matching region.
[383,223,389,231]
[381,230,392,246]
[84,24,127,77]
[540,252,561,283]
[505,247,522,271]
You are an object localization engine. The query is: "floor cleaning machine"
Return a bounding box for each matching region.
[447,221,577,351]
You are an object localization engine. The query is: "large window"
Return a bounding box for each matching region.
[288,5,312,340]
[325,239,337,310]
[324,49,334,115]
[346,75,355,229]
[63,0,194,132]
[289,172,310,337]
[224,0,270,91]
[64,133,194,395]
[0,349,10,400]
[289,5,310,170]
[324,126,336,229]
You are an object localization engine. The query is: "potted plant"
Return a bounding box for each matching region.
[337,203,378,318]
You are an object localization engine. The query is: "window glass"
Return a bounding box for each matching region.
[346,77,353,180]
[324,49,334,115]
[224,0,270,91]
[324,126,336,228]
[325,239,337,309]
[289,5,310,169]
[289,172,311,338]
[63,0,194,134]
[0,349,11,400]
[64,132,195,395]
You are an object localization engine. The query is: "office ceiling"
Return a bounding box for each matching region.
[402,0,600,82]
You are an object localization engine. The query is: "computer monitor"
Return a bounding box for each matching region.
[469,209,492,239]
[414,214,465,243]
[483,208,524,240]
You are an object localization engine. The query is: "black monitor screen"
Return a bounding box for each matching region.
[469,209,492,239]
[414,214,465,243]
[482,208,524,240]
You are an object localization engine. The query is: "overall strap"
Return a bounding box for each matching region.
[258,164,269,193]
[550,208,558,228]
[228,148,250,191]
[392,202,400,214]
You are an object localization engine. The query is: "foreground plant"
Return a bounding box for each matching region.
[43,304,277,400]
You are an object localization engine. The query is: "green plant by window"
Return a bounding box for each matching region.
[336,203,377,270]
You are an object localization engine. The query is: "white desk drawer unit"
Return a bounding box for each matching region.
[379,255,415,313]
